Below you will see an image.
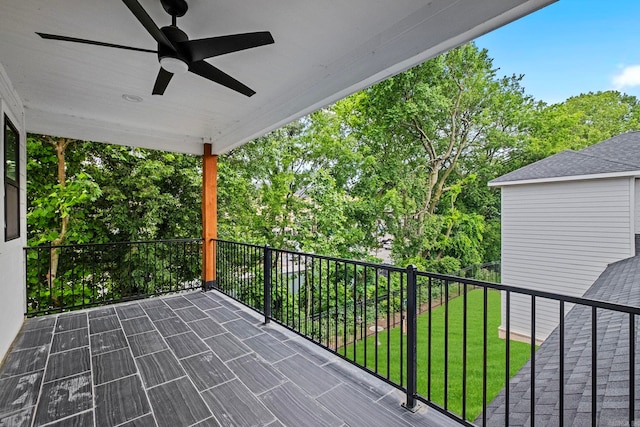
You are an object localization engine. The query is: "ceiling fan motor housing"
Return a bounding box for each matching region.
[160,0,188,17]
[158,25,189,64]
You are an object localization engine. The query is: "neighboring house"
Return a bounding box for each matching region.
[489,132,640,342]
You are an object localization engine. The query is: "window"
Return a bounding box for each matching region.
[4,115,19,241]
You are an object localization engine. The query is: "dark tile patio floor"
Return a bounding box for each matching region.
[0,290,458,427]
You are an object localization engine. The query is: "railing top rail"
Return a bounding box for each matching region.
[212,238,266,251]
[215,238,407,273]
[25,237,203,250]
[420,270,640,315]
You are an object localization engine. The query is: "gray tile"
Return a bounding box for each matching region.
[55,313,87,332]
[22,317,56,332]
[93,348,137,385]
[260,382,342,427]
[128,331,169,357]
[12,328,52,350]
[180,351,234,391]
[283,338,333,365]
[119,413,157,427]
[162,296,193,310]
[139,298,167,309]
[51,328,88,354]
[153,317,190,337]
[175,306,208,322]
[201,379,275,426]
[0,345,48,378]
[121,316,155,336]
[323,360,395,401]
[204,333,251,362]
[147,377,211,427]
[165,332,208,359]
[44,347,90,382]
[188,318,227,339]
[33,372,92,426]
[116,303,146,320]
[317,383,412,427]
[89,315,120,334]
[88,306,116,319]
[226,354,284,394]
[0,371,43,414]
[136,349,185,388]
[274,354,341,397]
[45,410,93,427]
[215,297,241,311]
[204,307,239,323]
[189,296,222,311]
[235,309,263,324]
[95,374,151,427]
[144,306,176,322]
[0,408,33,427]
[183,291,206,300]
[263,326,291,342]
[90,328,128,355]
[222,318,262,340]
[244,333,292,363]
[191,417,221,427]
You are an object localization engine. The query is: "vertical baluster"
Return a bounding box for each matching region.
[506,290,511,427]
[444,279,449,410]
[592,306,597,427]
[462,282,467,420]
[559,300,564,427]
[375,267,379,374]
[428,276,432,401]
[483,287,488,427]
[630,313,635,426]
[530,296,536,427]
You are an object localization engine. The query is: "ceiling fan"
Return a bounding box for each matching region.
[36,0,274,97]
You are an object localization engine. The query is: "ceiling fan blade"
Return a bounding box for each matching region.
[179,32,274,62]
[152,68,174,95]
[37,33,156,54]
[122,0,174,51]
[189,60,255,97]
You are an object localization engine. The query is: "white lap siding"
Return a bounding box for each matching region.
[0,62,26,361]
[500,178,635,342]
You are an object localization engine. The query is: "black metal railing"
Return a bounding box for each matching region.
[213,239,639,426]
[25,238,203,315]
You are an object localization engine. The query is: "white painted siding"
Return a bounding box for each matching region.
[500,178,635,342]
[635,179,640,238]
[0,61,26,362]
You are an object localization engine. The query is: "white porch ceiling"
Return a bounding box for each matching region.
[0,0,555,155]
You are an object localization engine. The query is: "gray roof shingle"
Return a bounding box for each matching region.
[491,131,640,184]
[480,255,640,426]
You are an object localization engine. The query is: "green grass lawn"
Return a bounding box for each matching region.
[341,289,534,421]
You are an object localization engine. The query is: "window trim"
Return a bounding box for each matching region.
[4,114,19,241]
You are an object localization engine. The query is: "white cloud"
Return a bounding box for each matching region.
[612,65,640,89]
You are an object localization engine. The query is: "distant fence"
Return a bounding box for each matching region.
[453,261,500,283]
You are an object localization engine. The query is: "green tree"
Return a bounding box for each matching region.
[345,43,535,268]
[520,91,640,164]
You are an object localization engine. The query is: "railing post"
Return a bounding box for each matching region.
[264,245,272,324]
[403,264,418,412]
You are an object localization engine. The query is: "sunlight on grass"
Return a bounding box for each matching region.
[341,289,534,421]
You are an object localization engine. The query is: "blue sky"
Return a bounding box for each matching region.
[475,0,640,104]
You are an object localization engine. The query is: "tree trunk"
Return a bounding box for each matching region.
[46,138,71,302]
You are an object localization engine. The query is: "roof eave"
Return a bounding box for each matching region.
[488,170,640,187]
